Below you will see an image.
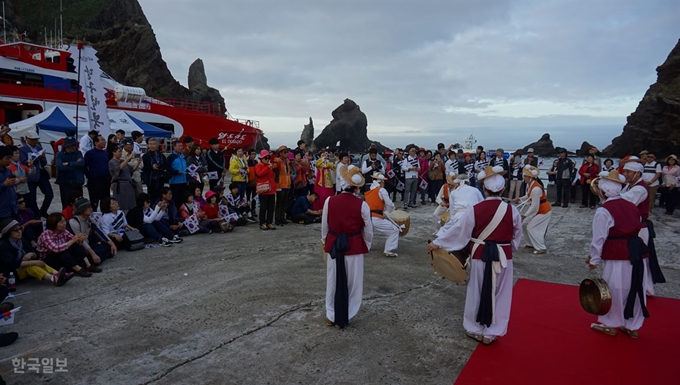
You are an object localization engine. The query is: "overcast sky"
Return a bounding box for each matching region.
[138,0,679,151]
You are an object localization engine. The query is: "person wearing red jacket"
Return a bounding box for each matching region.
[255,150,277,230]
[578,154,600,208]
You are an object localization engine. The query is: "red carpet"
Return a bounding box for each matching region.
[455,279,680,385]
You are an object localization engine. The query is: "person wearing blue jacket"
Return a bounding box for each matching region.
[166,140,188,208]
[55,138,86,210]
[19,131,54,218]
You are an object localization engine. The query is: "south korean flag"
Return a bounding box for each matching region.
[183,214,200,234]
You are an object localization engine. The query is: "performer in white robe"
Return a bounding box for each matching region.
[436,174,484,237]
[322,165,373,328]
[514,165,552,254]
[432,171,457,233]
[428,166,522,345]
[365,173,400,257]
[587,170,648,338]
[620,158,663,296]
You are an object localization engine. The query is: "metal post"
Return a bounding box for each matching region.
[74,43,82,132]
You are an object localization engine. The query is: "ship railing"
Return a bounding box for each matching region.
[116,101,151,110]
[234,118,260,129]
[156,97,222,116]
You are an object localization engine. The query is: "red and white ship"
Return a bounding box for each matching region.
[0,40,263,151]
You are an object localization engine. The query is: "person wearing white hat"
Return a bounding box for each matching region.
[432,171,457,233]
[436,173,483,236]
[586,170,649,338]
[18,130,54,218]
[322,164,373,329]
[620,157,665,295]
[514,165,552,254]
[364,172,399,257]
[428,165,522,345]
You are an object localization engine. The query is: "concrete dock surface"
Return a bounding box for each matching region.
[1,197,678,384]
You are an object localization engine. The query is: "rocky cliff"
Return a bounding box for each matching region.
[6,0,224,112]
[300,117,315,150]
[603,39,680,158]
[312,99,387,153]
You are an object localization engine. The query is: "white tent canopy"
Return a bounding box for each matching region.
[9,106,171,146]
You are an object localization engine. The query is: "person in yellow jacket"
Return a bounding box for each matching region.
[229,147,249,200]
[272,145,293,225]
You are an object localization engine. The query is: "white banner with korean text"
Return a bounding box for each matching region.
[67,45,111,138]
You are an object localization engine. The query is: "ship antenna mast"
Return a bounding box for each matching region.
[2,1,5,42]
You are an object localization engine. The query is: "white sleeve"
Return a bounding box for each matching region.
[321,197,330,242]
[380,188,395,213]
[435,185,445,204]
[361,201,374,250]
[361,160,373,174]
[432,208,475,251]
[524,187,542,218]
[510,205,523,252]
[588,207,615,265]
[152,206,166,222]
[621,185,647,206]
[99,214,114,235]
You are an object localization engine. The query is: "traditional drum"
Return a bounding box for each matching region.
[429,247,468,285]
[386,210,410,237]
[579,276,612,315]
[440,211,450,227]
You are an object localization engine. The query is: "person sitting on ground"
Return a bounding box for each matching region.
[0,276,20,350]
[213,186,240,227]
[193,186,207,209]
[61,190,82,221]
[37,213,97,277]
[99,197,138,248]
[226,183,255,224]
[203,190,230,232]
[0,218,73,286]
[153,187,186,242]
[126,193,178,247]
[14,197,42,247]
[178,191,218,234]
[291,192,322,225]
[68,198,117,263]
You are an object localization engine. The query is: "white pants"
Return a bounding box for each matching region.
[432,205,448,232]
[597,260,648,331]
[522,211,551,251]
[638,227,654,296]
[463,259,514,339]
[326,254,364,323]
[371,217,399,253]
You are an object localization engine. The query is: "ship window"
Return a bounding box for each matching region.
[0,70,23,84]
[24,73,44,87]
[66,57,75,72]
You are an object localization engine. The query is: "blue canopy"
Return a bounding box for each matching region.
[123,113,172,138]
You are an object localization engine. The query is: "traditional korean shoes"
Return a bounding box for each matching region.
[533,249,547,255]
[481,337,496,345]
[619,327,639,339]
[465,332,483,343]
[590,323,616,336]
[383,252,398,258]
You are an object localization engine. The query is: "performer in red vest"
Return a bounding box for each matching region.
[322,165,373,329]
[428,165,522,345]
[587,170,649,338]
[620,157,665,296]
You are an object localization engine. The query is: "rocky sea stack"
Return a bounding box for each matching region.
[603,39,680,158]
[520,133,556,156]
[311,99,387,153]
